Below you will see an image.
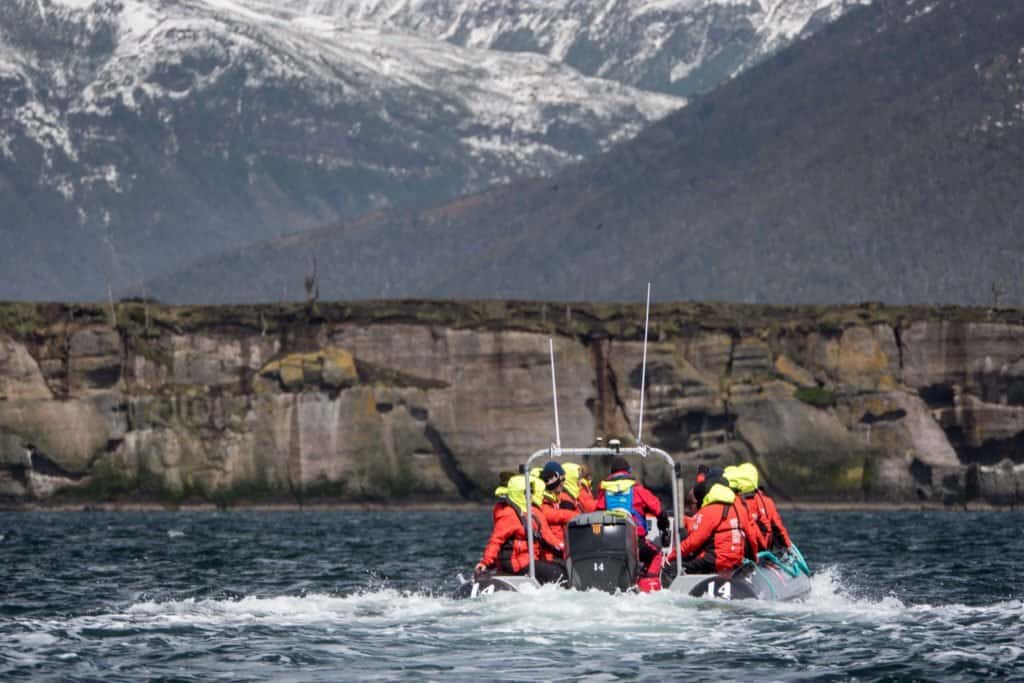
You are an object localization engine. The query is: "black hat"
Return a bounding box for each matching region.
[540,461,565,489]
[695,465,722,484]
[692,480,710,505]
[609,456,631,473]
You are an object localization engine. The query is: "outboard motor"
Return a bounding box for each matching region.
[566,511,639,592]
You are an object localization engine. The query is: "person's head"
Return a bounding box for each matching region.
[502,474,546,512]
[579,464,592,488]
[561,463,583,498]
[723,463,759,494]
[695,465,722,485]
[692,479,710,507]
[540,461,565,491]
[692,475,720,507]
[609,456,631,474]
[692,473,733,508]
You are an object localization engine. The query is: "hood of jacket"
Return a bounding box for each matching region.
[701,482,737,508]
[496,474,546,514]
[724,463,759,495]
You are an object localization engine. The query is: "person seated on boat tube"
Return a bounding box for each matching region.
[562,462,596,514]
[532,461,577,554]
[667,474,753,574]
[694,465,763,558]
[595,456,670,570]
[724,462,793,553]
[475,474,566,584]
[533,462,595,513]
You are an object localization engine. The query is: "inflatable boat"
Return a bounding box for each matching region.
[453,291,810,602]
[453,443,812,602]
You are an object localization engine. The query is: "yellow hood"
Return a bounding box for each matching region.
[562,463,583,499]
[701,482,736,507]
[724,463,759,495]
[499,474,546,513]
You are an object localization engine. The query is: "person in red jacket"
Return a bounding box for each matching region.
[595,456,670,575]
[475,474,565,584]
[725,462,792,552]
[534,461,601,562]
[667,475,751,574]
[535,461,576,553]
[692,465,761,556]
[595,457,664,527]
[756,486,792,551]
[562,462,596,514]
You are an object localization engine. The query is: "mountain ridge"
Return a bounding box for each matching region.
[147,0,1024,305]
[0,0,688,299]
[258,0,871,97]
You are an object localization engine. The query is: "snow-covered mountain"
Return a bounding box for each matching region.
[0,0,864,300]
[147,0,1024,306]
[255,0,871,97]
[0,0,682,299]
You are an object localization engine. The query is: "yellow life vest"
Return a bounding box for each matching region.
[599,477,636,494]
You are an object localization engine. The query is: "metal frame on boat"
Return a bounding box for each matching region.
[523,443,682,585]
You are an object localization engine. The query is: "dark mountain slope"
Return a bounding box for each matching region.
[150,0,1024,305]
[0,0,683,301]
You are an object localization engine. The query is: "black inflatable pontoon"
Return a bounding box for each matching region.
[667,548,812,601]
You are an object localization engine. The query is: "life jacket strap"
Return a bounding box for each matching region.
[514,507,561,554]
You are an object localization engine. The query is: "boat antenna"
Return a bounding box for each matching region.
[636,282,652,447]
[549,337,561,448]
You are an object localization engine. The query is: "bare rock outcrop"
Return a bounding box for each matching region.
[0,335,51,401]
[0,301,1022,506]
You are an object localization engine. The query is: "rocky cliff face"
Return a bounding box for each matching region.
[1,301,1022,507]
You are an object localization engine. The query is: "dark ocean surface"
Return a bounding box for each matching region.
[1,510,1022,681]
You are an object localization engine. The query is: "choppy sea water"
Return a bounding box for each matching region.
[1,510,1021,681]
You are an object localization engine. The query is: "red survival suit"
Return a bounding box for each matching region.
[477,476,565,582]
[724,463,792,552]
[539,463,598,561]
[668,480,754,574]
[562,462,597,515]
[753,489,791,551]
[540,492,577,557]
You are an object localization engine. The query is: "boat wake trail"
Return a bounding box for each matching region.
[3,508,1022,681]
[4,568,1021,680]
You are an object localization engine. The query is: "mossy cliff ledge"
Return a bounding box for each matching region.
[1,301,1023,507]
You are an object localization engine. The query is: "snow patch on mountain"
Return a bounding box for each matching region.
[259,0,873,96]
[0,0,691,298]
[3,0,682,203]
[15,101,77,164]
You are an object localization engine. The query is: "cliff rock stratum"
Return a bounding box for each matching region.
[1,300,1022,507]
